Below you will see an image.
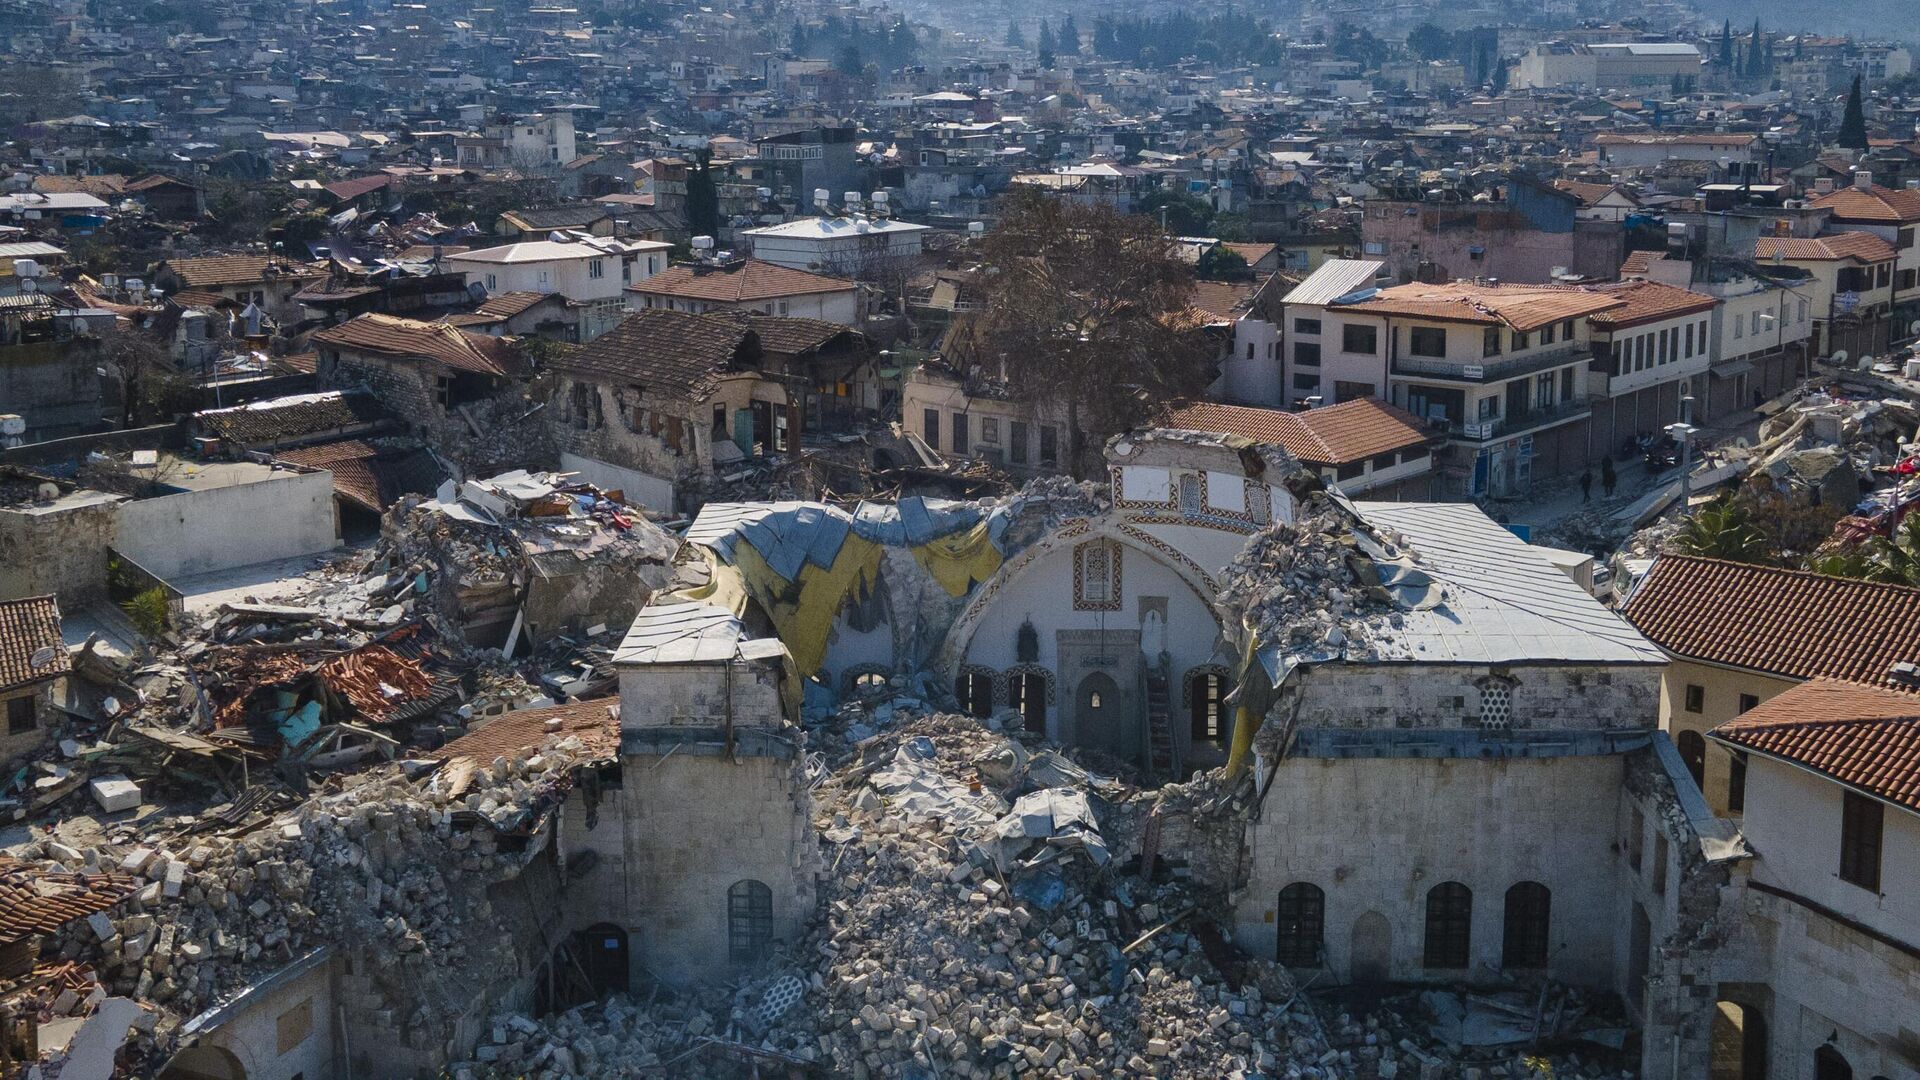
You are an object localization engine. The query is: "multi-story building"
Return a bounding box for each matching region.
[445,237,672,342]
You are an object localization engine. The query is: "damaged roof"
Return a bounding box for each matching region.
[195,391,389,446]
[552,309,754,402]
[626,258,855,302]
[0,860,138,946]
[312,314,531,377]
[1162,399,1431,467]
[1339,282,1627,332]
[0,595,69,692]
[1623,555,1920,685]
[1351,502,1662,665]
[1711,677,1920,813]
[439,696,622,765]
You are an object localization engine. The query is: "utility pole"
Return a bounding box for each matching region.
[1667,394,1697,512]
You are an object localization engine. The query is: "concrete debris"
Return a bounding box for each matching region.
[1218,494,1397,664]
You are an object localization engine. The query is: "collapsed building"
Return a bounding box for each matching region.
[0,414,1890,1079]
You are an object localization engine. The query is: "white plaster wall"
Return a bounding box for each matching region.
[959,543,1225,742]
[1218,318,1284,406]
[1744,757,1920,941]
[112,468,337,580]
[194,956,336,1080]
[1235,754,1627,987]
[558,451,675,512]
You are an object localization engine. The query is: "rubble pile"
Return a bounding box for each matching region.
[1314,985,1637,1080]
[791,714,1335,1079]
[1218,497,1393,662]
[13,729,610,1071]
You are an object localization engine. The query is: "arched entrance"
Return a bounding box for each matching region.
[1710,1000,1768,1080]
[159,1045,247,1080]
[1815,1045,1853,1080]
[1350,911,1392,984]
[1074,671,1128,760]
[576,923,630,997]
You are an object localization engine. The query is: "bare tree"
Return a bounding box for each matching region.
[973,190,1214,476]
[95,327,193,429]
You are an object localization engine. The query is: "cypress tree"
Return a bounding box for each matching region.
[1719,19,1733,68]
[1838,74,1869,150]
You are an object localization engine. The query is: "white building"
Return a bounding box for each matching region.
[739,215,930,274]
[1514,41,1703,91]
[625,257,860,325]
[446,237,672,341]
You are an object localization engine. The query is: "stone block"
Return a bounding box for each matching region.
[90,776,143,814]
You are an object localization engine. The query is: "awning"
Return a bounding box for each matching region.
[1710,360,1753,378]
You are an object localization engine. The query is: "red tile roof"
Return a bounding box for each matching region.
[1162,398,1432,466]
[1711,678,1920,812]
[1619,250,1668,277]
[1623,555,1920,684]
[312,314,530,377]
[440,697,622,766]
[1187,279,1263,323]
[553,309,753,403]
[627,258,855,303]
[1809,184,1920,225]
[0,596,67,693]
[1585,280,1718,330]
[1345,281,1626,332]
[0,861,138,946]
[1754,232,1896,263]
[159,256,322,288]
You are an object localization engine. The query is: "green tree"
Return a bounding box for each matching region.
[1196,245,1251,281]
[1037,20,1056,68]
[1136,189,1214,235]
[1005,20,1024,48]
[1058,13,1080,57]
[1719,19,1733,67]
[1809,515,1920,586]
[1671,498,1771,563]
[687,150,719,239]
[1838,74,1869,150]
[1406,22,1451,62]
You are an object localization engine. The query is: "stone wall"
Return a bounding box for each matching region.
[1287,661,1664,734]
[548,376,706,508]
[180,950,338,1080]
[0,497,120,606]
[0,339,107,442]
[614,660,789,731]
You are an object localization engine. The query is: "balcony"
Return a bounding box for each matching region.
[1447,399,1593,443]
[1391,342,1590,384]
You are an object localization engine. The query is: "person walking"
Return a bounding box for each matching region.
[1601,456,1617,498]
[1579,469,1593,503]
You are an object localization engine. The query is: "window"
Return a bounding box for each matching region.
[588,258,605,279]
[1797,300,1807,323]
[1502,882,1551,969]
[1010,421,1029,465]
[1293,373,1322,391]
[1684,323,1695,358]
[1653,834,1669,895]
[1336,461,1364,481]
[1678,730,1706,790]
[1901,227,1916,251]
[1483,326,1503,356]
[1535,371,1554,409]
[1189,671,1225,741]
[6,695,34,735]
[1074,542,1121,610]
[1728,752,1748,814]
[1560,367,1575,401]
[1423,882,1472,969]
[1561,319,1576,341]
[1370,452,1397,471]
[1739,693,1758,713]
[485,273,497,292]
[955,670,994,718]
[981,417,1000,443]
[1540,323,1556,345]
[922,409,940,449]
[1477,679,1512,730]
[1275,883,1325,966]
[950,411,968,454]
[1751,311,1761,337]
[1294,317,1322,334]
[1410,326,1446,357]
[1684,684,1704,713]
[1342,324,1378,354]
[1511,330,1529,351]
[1246,342,1255,360]
[1839,791,1884,891]
[1178,473,1202,514]
[727,880,774,962]
[276,999,313,1055]
[1733,316,1743,340]
[1293,342,1322,367]
[1039,425,1059,466]
[1629,807,1644,871]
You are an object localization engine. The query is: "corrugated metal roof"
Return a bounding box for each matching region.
[1282,259,1386,307]
[613,601,747,665]
[1353,502,1663,665]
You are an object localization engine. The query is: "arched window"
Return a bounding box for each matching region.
[1423,881,1473,969]
[1275,883,1325,966]
[1188,669,1228,743]
[842,665,890,697]
[727,880,773,963]
[1502,882,1551,969]
[1677,730,1707,790]
[955,667,995,718]
[1178,473,1202,515]
[1814,1045,1852,1080]
[1006,666,1052,732]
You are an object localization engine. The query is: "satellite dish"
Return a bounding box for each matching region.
[1859,355,1875,371]
[1733,437,1750,449]
[1908,320,1920,336]
[29,646,57,669]
[1831,350,1849,364]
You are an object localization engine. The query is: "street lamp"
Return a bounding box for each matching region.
[1668,392,1698,510]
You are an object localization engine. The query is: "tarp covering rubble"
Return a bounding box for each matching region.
[677,482,1105,675]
